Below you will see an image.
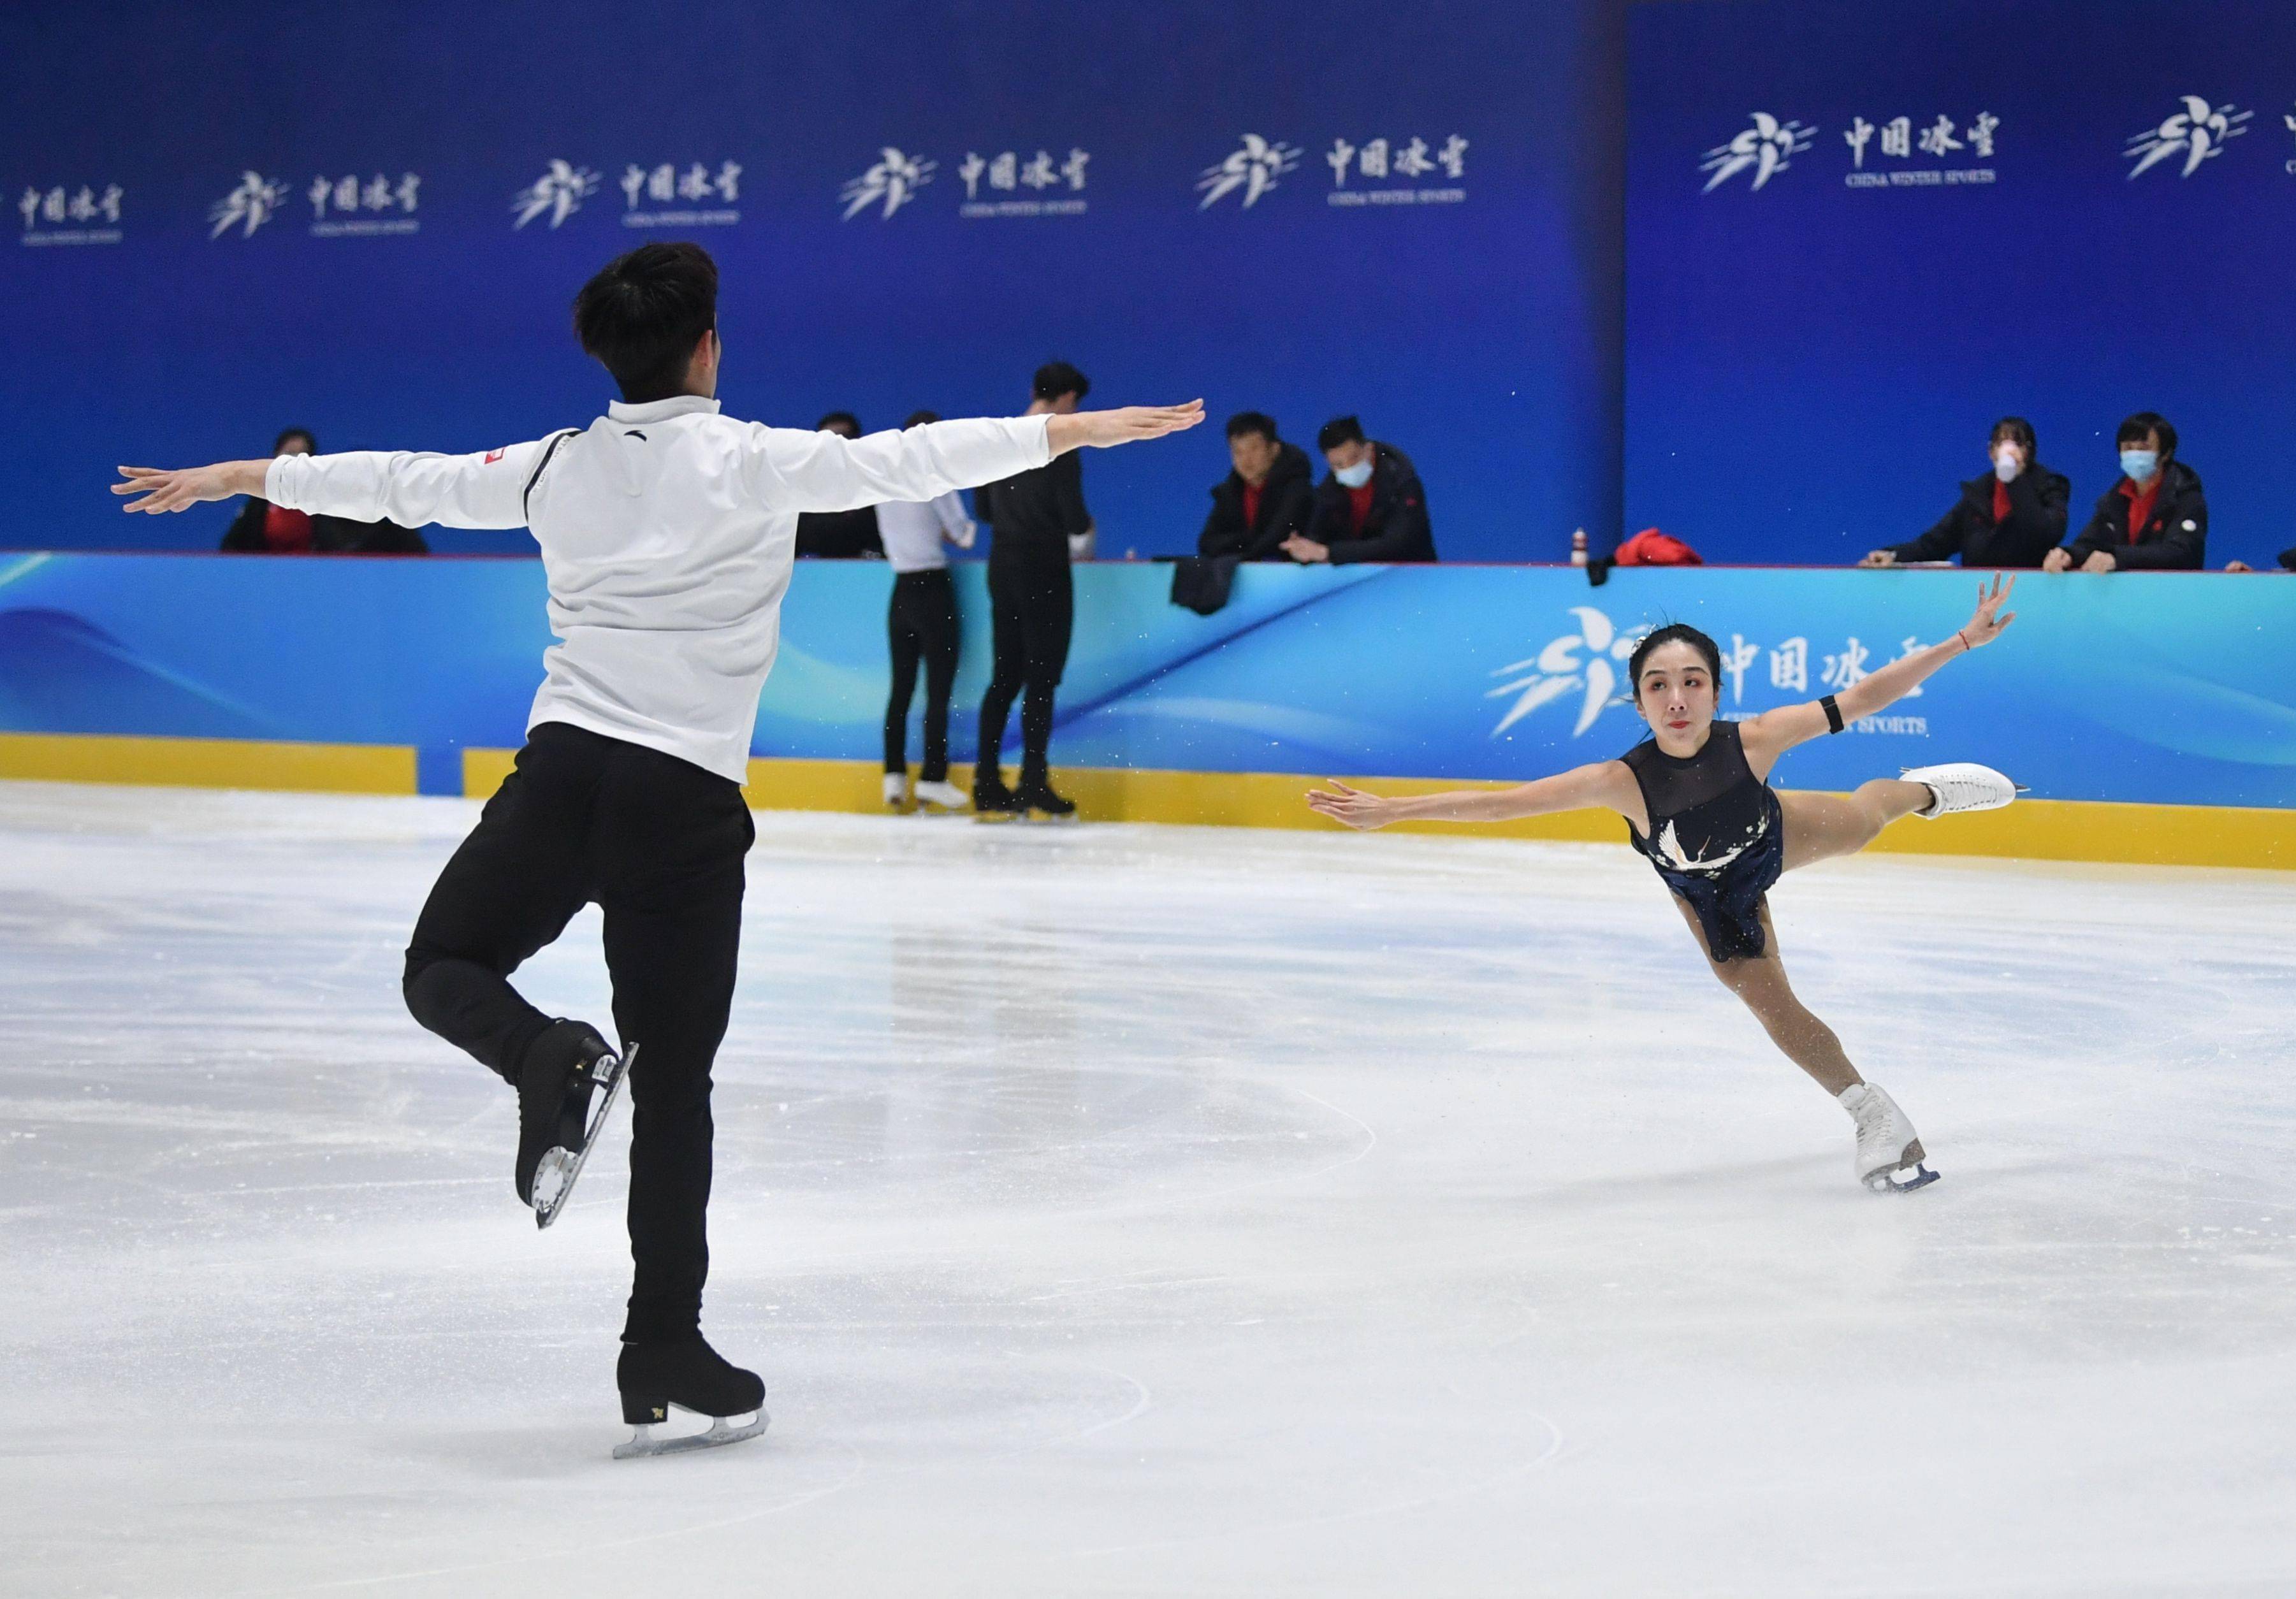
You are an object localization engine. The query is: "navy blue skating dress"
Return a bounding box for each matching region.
[1622,720,1785,962]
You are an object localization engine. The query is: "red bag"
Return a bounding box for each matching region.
[1613,528,1703,566]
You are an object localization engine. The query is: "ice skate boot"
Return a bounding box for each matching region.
[913,778,968,812]
[516,1020,634,1229]
[614,1334,771,1459]
[1901,763,2021,818]
[1015,777,1077,822]
[972,770,1021,823]
[1838,1079,1938,1193]
[882,771,909,809]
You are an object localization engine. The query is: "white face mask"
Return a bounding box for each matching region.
[1333,458,1373,489]
[1993,447,2022,484]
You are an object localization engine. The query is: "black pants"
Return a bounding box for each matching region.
[401,722,753,1342]
[977,554,1073,788]
[884,567,959,781]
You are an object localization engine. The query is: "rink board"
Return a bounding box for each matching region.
[0,554,2290,869]
[0,733,2284,871]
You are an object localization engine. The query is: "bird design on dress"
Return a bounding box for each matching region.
[1655,809,1768,875]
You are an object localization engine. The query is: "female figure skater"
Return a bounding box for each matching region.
[1307,576,2021,1192]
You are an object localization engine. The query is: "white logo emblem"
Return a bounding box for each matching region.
[840,148,935,220]
[1699,113,1816,192]
[1197,134,1302,210]
[208,171,286,239]
[1488,607,1644,739]
[2126,96,2251,179]
[512,161,600,229]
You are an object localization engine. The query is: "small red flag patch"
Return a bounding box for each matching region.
[483,449,505,464]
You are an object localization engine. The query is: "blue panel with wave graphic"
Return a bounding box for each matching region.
[0,553,2290,810]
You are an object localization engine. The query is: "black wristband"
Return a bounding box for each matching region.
[1819,693,1845,734]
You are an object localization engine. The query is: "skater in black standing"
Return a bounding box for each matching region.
[113,243,1203,1453]
[973,361,1096,819]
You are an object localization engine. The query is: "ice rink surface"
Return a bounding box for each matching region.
[3,780,2293,1598]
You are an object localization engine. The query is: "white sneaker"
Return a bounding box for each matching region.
[882,772,908,807]
[913,779,968,811]
[1900,763,2017,818]
[1837,1080,1938,1192]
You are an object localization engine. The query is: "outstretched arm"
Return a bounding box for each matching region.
[113,459,272,514]
[749,402,1203,515]
[117,440,551,529]
[1307,760,1638,832]
[1745,574,2016,765]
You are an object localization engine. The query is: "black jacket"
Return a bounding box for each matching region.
[1304,442,1437,565]
[220,497,428,554]
[979,449,1089,565]
[1198,442,1314,560]
[794,505,883,560]
[2063,460,2207,570]
[1886,467,2068,567]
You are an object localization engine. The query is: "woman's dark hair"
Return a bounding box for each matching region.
[1032,360,1089,402]
[572,242,719,403]
[2116,410,2177,460]
[1989,416,2038,463]
[1628,623,1722,699]
[1316,414,1366,452]
[903,409,940,430]
[815,410,861,437]
[272,427,316,455]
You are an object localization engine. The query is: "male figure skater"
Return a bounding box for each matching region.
[114,242,1202,1453]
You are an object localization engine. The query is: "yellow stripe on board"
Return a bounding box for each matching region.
[1,730,2283,870]
[461,751,2286,871]
[0,730,414,795]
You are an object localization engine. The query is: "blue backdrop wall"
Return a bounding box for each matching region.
[1627,0,2296,568]
[1,0,1624,561]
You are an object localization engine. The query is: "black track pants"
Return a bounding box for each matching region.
[884,567,960,781]
[975,554,1072,787]
[401,721,753,1342]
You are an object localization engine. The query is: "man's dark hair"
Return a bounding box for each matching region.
[1225,411,1279,444]
[1032,361,1090,403]
[815,410,862,437]
[1316,415,1367,452]
[272,426,316,455]
[572,242,719,403]
[2116,410,2177,459]
[1989,416,2038,463]
[903,409,940,429]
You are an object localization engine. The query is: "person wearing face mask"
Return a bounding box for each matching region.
[1197,412,1313,559]
[1283,415,1437,565]
[2045,412,2206,573]
[1859,417,2067,568]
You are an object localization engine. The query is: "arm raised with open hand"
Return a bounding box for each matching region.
[1745,573,2016,766]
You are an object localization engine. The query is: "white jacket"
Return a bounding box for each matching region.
[268,396,1051,782]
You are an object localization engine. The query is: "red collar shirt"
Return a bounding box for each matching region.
[2119,476,2162,543]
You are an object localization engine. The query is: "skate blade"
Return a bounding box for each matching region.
[613,1408,770,1460]
[1863,1161,1940,1194]
[532,1043,636,1231]
[1022,809,1079,824]
[971,809,1019,825]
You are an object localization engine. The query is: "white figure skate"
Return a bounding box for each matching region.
[1838,1080,1939,1193]
[1901,763,2021,818]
